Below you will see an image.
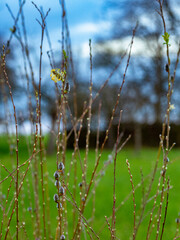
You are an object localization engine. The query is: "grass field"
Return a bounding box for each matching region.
[1,136,180,239]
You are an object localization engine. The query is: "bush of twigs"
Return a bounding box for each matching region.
[0,1,180,239]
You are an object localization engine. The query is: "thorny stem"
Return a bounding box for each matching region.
[65,103,85,227]
[32,2,51,239]
[83,39,93,191]
[160,178,170,240]
[59,51,68,239]
[91,101,102,222]
[6,8,41,235]
[126,159,136,240]
[155,1,175,239]
[73,22,138,239]
[0,179,13,240]
[39,18,46,240]
[65,185,100,239]
[5,0,25,49]
[55,93,63,239]
[3,147,39,239]
[98,163,170,236]
[66,48,128,142]
[60,0,65,65]
[0,153,38,185]
[136,140,164,239]
[146,164,163,240]
[54,1,67,238]
[173,218,180,240]
[64,5,78,119]
[111,110,122,239]
[1,47,19,240]
[105,216,114,239]
[136,2,180,238]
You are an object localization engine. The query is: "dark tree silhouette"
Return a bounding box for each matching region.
[94,0,180,150]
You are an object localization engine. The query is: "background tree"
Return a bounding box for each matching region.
[94,0,180,150]
[0,36,21,130]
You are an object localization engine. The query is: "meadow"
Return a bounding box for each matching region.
[1,136,180,239]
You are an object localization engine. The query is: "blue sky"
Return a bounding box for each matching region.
[0,0,108,49]
[0,1,180,130]
[1,1,179,71]
[0,0,113,79]
[0,0,111,133]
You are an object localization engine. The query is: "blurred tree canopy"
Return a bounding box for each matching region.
[0,36,20,126]
[92,0,180,150]
[94,0,180,125]
[1,0,180,151]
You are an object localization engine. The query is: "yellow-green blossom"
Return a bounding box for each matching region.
[169,104,175,110]
[50,68,66,82]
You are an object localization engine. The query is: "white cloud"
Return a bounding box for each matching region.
[70,21,111,35]
[94,36,180,57]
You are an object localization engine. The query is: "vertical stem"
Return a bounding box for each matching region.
[83,39,93,189]
[111,110,122,239]
[32,3,51,238]
[1,47,19,240]
[73,24,137,238]
[126,159,136,240]
[38,25,46,240]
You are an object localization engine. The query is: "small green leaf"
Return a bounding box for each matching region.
[10,26,16,33]
[162,32,171,46]
[63,49,68,59]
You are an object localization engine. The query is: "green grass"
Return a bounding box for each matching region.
[0,143,180,239]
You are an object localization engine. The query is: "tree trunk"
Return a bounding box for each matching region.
[134,123,142,154]
[47,117,56,155]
